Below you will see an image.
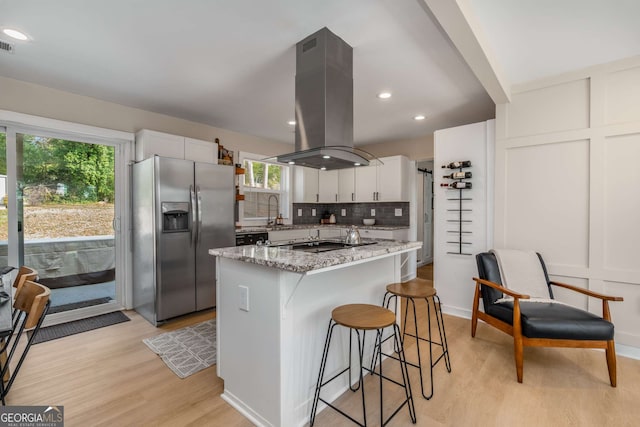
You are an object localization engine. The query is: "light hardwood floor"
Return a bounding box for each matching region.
[7,304,640,426]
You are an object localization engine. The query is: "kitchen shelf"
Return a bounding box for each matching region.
[236,194,245,201]
[235,167,245,175]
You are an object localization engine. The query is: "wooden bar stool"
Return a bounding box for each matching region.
[381,278,451,400]
[310,303,416,426]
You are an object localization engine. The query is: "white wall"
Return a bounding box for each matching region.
[434,120,494,317]
[494,56,640,351]
[0,76,291,157]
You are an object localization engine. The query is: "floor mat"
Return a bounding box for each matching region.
[143,319,216,378]
[48,297,113,314]
[32,311,130,344]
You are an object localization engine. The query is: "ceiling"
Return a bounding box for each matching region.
[0,1,638,146]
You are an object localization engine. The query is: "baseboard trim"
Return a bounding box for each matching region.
[616,343,640,361]
[221,390,272,427]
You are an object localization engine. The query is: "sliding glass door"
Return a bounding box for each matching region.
[1,124,127,324]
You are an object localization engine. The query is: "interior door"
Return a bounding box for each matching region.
[423,169,434,263]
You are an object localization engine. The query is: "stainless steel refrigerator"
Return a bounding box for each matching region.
[132,156,234,325]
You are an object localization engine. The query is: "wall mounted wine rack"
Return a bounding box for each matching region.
[441,161,472,255]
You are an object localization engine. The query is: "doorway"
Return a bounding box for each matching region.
[1,123,128,325]
[416,160,434,266]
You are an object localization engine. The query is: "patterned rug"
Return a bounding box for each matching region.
[143,319,216,378]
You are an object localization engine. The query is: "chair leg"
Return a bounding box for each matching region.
[471,283,480,337]
[514,337,524,383]
[310,320,336,426]
[606,340,617,387]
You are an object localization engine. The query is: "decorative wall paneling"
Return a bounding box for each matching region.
[494,56,640,350]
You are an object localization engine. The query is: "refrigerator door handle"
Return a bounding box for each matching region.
[190,184,197,247]
[196,185,203,246]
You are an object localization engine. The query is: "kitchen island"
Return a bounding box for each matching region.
[209,239,421,427]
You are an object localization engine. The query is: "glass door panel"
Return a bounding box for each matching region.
[16,132,116,314]
[0,130,7,270]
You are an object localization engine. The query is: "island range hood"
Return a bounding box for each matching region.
[276,27,375,170]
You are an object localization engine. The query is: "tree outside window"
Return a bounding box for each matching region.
[242,158,288,220]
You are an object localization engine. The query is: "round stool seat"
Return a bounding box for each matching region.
[332,304,396,330]
[386,278,436,299]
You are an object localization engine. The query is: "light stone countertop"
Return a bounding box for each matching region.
[209,239,422,273]
[236,224,409,233]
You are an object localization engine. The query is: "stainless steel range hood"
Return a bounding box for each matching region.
[275,27,374,170]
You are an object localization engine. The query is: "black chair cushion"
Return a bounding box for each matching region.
[486,301,614,340]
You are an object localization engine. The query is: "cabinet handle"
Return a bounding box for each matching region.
[316,194,319,203]
[335,194,338,202]
[352,193,354,201]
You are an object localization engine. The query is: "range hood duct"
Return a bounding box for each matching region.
[276,27,373,170]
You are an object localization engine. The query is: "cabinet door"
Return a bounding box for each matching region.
[268,229,314,244]
[293,166,319,203]
[338,169,355,202]
[354,165,377,202]
[185,137,217,164]
[318,228,344,239]
[377,156,406,201]
[318,170,339,203]
[359,229,395,240]
[135,129,184,161]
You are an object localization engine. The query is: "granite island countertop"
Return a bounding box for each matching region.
[209,239,421,274]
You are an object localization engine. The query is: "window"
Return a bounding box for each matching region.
[241,154,289,222]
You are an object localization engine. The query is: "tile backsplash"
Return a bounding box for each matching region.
[293,202,410,226]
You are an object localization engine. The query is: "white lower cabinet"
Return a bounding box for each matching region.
[318,228,345,239]
[268,229,315,244]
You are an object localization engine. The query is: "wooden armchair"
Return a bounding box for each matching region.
[472,251,623,386]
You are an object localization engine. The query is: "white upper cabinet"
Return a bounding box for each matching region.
[135,129,218,164]
[135,129,184,161]
[293,155,410,203]
[338,168,355,202]
[354,165,378,202]
[354,155,409,202]
[293,166,319,203]
[318,170,339,202]
[184,137,218,163]
[377,156,408,201]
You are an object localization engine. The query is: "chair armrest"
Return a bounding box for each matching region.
[549,281,623,302]
[472,277,530,300]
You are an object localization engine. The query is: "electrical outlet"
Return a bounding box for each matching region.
[297,208,302,217]
[395,208,402,217]
[341,209,346,216]
[239,286,249,312]
[311,208,316,216]
[371,209,376,216]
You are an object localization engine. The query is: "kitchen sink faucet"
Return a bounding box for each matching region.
[267,194,279,226]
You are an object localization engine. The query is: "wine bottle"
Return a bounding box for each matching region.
[443,171,472,179]
[442,160,471,169]
[441,182,472,189]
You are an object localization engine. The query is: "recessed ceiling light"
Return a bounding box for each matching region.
[377,92,392,99]
[353,162,361,167]
[320,166,327,171]
[414,115,426,121]
[322,155,331,159]
[2,28,28,41]
[288,161,295,165]
[287,120,296,126]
